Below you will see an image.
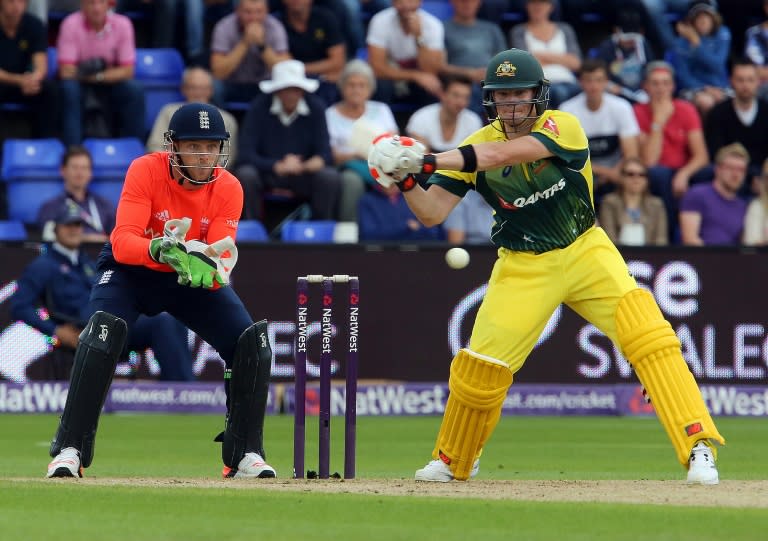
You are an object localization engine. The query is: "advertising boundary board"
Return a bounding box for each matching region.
[1,381,766,417]
[0,243,766,386]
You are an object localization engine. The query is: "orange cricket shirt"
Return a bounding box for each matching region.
[110,152,243,272]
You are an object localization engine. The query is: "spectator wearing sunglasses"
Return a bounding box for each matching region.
[599,157,668,245]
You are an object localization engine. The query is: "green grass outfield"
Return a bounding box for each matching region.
[1,414,766,541]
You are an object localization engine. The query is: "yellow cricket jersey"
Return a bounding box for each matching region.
[428,110,596,253]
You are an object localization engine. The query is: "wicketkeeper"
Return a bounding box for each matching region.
[367,48,724,484]
[47,103,276,479]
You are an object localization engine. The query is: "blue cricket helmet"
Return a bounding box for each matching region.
[164,103,231,185]
[167,102,229,141]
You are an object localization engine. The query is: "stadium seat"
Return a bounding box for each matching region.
[0,102,29,113]
[144,88,184,134]
[134,49,186,133]
[6,180,64,224]
[89,180,124,208]
[236,220,269,242]
[502,12,524,23]
[224,101,252,112]
[83,138,145,180]
[47,47,57,79]
[1,139,65,182]
[421,1,453,20]
[135,48,185,89]
[281,220,337,243]
[0,221,27,241]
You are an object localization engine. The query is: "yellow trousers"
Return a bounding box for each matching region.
[470,227,636,374]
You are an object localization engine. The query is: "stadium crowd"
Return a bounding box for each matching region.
[2,0,767,246]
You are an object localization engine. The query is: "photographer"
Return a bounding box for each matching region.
[56,0,145,145]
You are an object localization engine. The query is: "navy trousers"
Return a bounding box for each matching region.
[88,264,253,369]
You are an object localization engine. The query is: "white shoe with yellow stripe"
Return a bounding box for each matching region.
[415,458,480,482]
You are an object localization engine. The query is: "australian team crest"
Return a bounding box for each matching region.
[496,61,517,77]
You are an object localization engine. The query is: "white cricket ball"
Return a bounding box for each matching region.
[445,247,470,270]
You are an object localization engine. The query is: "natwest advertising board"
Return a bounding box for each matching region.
[0,243,765,386]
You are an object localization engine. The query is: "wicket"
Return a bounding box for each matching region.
[294,274,359,479]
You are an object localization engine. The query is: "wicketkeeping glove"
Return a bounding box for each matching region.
[184,237,239,289]
[149,218,193,284]
[367,135,432,186]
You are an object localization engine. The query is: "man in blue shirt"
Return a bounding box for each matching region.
[11,204,194,381]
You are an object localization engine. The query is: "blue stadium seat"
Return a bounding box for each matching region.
[144,88,184,134]
[6,180,64,224]
[281,220,337,243]
[225,101,252,112]
[421,1,453,20]
[1,139,65,182]
[135,48,185,89]
[0,221,28,241]
[83,138,145,180]
[236,220,269,242]
[135,49,186,133]
[502,12,524,23]
[47,47,57,79]
[89,180,124,208]
[0,102,30,113]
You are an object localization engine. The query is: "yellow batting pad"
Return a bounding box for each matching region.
[616,289,725,466]
[433,349,513,480]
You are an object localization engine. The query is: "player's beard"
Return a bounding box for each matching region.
[172,153,218,185]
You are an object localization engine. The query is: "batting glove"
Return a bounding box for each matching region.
[368,135,433,189]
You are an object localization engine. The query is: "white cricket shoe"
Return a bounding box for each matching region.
[687,441,719,485]
[224,452,276,479]
[415,458,480,482]
[47,447,82,478]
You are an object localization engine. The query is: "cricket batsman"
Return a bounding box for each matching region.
[367,49,724,484]
[47,103,276,479]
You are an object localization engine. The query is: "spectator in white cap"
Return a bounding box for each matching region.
[235,60,343,222]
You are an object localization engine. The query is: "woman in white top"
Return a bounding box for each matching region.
[743,160,768,246]
[509,0,582,108]
[405,74,483,153]
[325,60,398,221]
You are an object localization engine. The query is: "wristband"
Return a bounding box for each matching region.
[396,174,418,192]
[421,154,437,174]
[458,145,478,172]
